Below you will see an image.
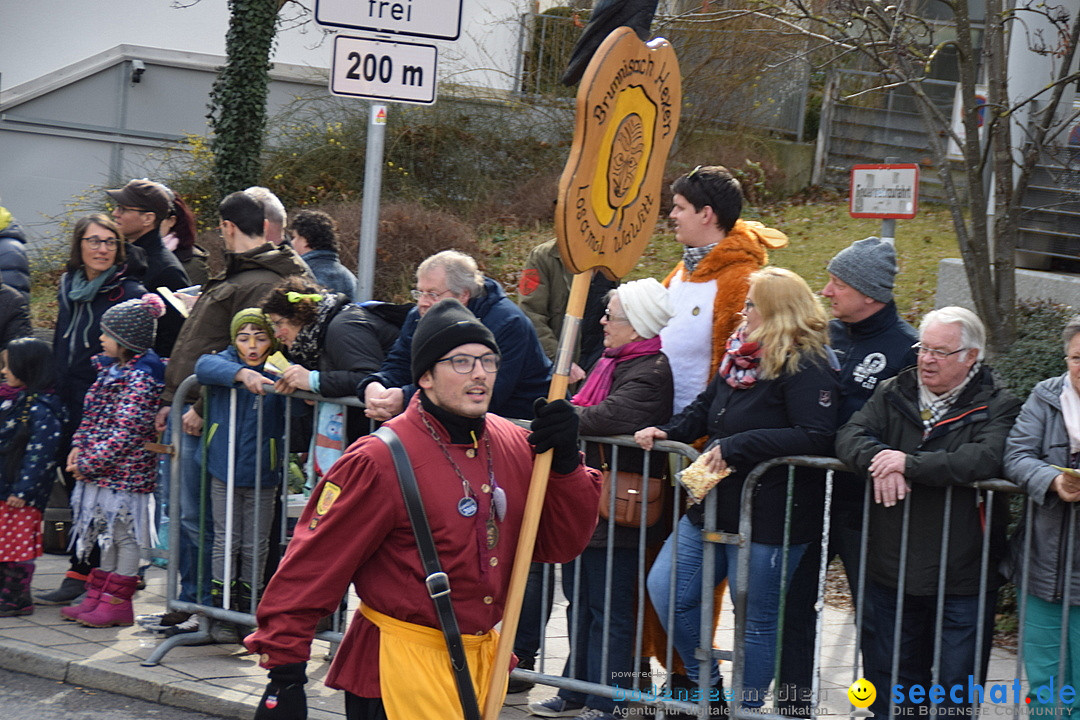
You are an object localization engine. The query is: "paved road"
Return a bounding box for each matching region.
[0,667,230,720]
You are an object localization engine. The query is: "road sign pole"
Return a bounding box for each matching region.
[356,102,387,301]
[881,156,897,240]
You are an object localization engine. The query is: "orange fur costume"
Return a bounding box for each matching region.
[662,219,788,379]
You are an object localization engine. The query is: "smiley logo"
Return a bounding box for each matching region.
[848,678,876,708]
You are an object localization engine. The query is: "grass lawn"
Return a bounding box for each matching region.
[479,197,960,325]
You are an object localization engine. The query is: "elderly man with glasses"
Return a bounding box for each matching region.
[360,249,551,422]
[835,306,1021,717]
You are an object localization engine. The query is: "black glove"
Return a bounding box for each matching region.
[528,398,581,475]
[254,662,308,720]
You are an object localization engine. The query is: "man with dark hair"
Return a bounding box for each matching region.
[361,250,551,421]
[289,209,357,298]
[247,298,601,720]
[106,179,190,356]
[153,191,310,623]
[660,165,788,413]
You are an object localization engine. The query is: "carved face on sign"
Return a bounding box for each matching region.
[555,27,681,279]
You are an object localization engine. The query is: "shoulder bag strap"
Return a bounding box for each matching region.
[373,426,481,720]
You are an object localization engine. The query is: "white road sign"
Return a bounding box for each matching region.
[330,35,438,105]
[316,0,462,40]
[849,164,920,219]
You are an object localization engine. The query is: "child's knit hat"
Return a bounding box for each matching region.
[230,308,279,351]
[101,294,165,353]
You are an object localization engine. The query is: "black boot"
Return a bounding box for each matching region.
[0,561,34,617]
[664,672,728,718]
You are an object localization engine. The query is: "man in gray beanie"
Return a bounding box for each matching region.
[246,297,600,720]
[778,236,919,716]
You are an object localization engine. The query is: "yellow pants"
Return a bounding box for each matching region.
[360,603,506,720]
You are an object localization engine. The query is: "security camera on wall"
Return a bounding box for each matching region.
[131,60,146,84]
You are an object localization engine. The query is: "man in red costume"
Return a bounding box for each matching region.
[246,298,601,720]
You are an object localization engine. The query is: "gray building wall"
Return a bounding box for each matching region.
[0,46,329,252]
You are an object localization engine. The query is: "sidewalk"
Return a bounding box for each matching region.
[0,552,544,720]
[0,552,1020,719]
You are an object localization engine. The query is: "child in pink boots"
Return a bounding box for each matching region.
[62,295,165,627]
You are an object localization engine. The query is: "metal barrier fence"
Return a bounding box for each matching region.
[143,375,365,666]
[139,380,1062,720]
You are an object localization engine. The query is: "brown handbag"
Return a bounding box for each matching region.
[597,446,664,527]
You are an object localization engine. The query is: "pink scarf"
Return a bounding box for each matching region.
[572,336,664,407]
[718,326,763,389]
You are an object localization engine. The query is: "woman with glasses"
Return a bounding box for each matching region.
[36,213,147,605]
[261,277,412,451]
[529,278,674,720]
[1002,315,1080,713]
[635,267,840,715]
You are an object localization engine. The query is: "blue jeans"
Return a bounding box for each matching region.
[647,514,806,707]
[160,407,214,604]
[865,580,996,716]
[557,547,638,713]
[514,562,554,666]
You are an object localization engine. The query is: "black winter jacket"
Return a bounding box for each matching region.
[836,365,1021,595]
[0,219,30,301]
[128,229,190,357]
[661,353,840,544]
[0,284,32,349]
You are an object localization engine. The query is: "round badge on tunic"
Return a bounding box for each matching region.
[486,519,500,549]
[458,496,478,517]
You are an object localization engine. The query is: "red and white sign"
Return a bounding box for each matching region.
[849,164,920,219]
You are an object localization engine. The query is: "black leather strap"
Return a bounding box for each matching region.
[374,426,481,720]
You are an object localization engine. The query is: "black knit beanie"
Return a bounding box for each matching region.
[411,299,499,383]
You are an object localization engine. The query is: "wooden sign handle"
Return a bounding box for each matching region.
[481,268,595,720]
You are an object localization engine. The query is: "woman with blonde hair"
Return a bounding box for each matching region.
[635,267,840,713]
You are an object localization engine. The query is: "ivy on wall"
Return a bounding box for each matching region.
[207,0,282,200]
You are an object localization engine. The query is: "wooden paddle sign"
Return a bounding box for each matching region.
[556,27,682,279]
[482,26,681,720]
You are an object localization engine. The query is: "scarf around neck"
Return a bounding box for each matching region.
[572,335,663,407]
[917,363,979,435]
[718,326,763,389]
[67,266,118,303]
[1059,378,1080,456]
[287,294,343,369]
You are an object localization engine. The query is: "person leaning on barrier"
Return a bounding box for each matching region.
[778,236,917,716]
[246,298,602,720]
[153,192,310,624]
[528,278,674,720]
[359,250,551,422]
[1001,314,1080,713]
[635,267,840,714]
[261,276,411,446]
[194,308,286,634]
[835,306,1021,717]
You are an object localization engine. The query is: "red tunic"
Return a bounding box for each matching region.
[246,395,601,698]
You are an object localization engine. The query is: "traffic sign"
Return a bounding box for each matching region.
[849,164,920,219]
[330,35,438,105]
[316,0,462,40]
